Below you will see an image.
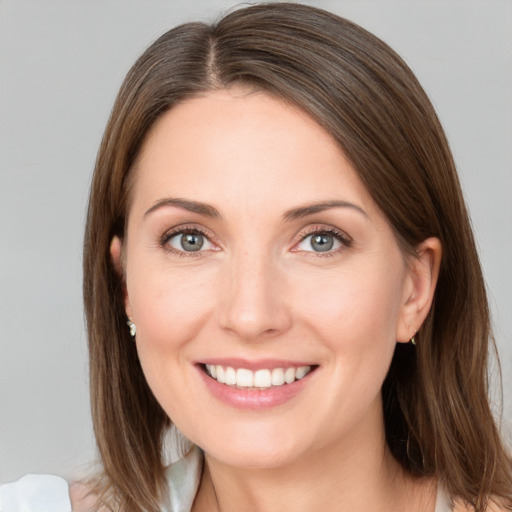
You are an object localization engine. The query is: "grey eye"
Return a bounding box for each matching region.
[180,233,204,251]
[310,234,334,252]
[296,231,343,253]
[168,231,213,252]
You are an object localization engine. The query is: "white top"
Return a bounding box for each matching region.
[435,483,453,512]
[0,448,451,512]
[0,474,72,512]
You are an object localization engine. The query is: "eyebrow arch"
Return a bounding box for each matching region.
[144,197,222,219]
[283,200,367,221]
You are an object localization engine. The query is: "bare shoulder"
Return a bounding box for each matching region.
[69,481,109,512]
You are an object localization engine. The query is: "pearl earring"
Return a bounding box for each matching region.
[127,320,136,337]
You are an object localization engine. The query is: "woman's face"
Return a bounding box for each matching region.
[116,88,433,469]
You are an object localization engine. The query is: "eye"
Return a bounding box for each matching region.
[164,229,215,253]
[294,228,350,254]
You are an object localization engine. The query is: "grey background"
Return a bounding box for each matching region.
[1,0,511,483]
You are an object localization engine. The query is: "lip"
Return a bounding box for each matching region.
[195,360,318,410]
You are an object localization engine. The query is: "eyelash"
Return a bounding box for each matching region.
[293,225,352,256]
[159,225,215,258]
[159,224,352,257]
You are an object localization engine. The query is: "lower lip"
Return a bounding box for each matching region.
[197,366,315,410]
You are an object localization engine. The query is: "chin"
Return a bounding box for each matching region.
[207,444,300,470]
[195,424,310,470]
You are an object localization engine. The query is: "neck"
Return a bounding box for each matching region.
[192,403,436,512]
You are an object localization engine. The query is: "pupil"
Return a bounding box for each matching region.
[311,234,333,252]
[181,233,204,251]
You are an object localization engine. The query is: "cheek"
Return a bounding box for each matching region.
[296,263,404,347]
[126,268,219,428]
[126,265,217,399]
[291,262,405,429]
[292,258,406,411]
[130,265,215,344]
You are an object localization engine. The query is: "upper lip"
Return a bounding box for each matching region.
[197,358,317,371]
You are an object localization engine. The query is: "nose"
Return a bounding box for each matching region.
[217,251,292,342]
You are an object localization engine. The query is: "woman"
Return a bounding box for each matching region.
[2,3,510,511]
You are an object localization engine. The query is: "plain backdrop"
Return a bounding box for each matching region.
[1,0,511,483]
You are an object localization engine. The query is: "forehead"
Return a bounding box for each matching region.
[129,88,376,218]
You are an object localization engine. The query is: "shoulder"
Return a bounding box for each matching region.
[0,474,109,512]
[69,481,106,512]
[0,474,71,511]
[69,482,94,511]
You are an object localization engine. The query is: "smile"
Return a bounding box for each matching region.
[197,360,318,409]
[204,364,313,389]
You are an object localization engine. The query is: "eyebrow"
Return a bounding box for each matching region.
[282,200,367,221]
[144,197,366,221]
[144,198,222,219]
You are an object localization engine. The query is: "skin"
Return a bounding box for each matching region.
[107,87,444,512]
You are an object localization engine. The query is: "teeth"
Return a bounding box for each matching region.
[205,364,312,388]
[253,369,271,388]
[225,367,236,385]
[296,366,309,379]
[284,367,295,384]
[271,368,285,386]
[216,365,226,384]
[236,368,253,387]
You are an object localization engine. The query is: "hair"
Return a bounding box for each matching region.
[83,3,512,511]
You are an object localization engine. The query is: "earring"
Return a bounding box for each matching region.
[410,336,416,345]
[127,320,136,337]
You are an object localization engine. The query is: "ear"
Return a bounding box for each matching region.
[110,236,132,319]
[396,237,442,343]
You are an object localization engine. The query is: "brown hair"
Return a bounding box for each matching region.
[83,3,512,510]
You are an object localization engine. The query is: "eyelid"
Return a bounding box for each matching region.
[291,224,352,253]
[160,224,220,255]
